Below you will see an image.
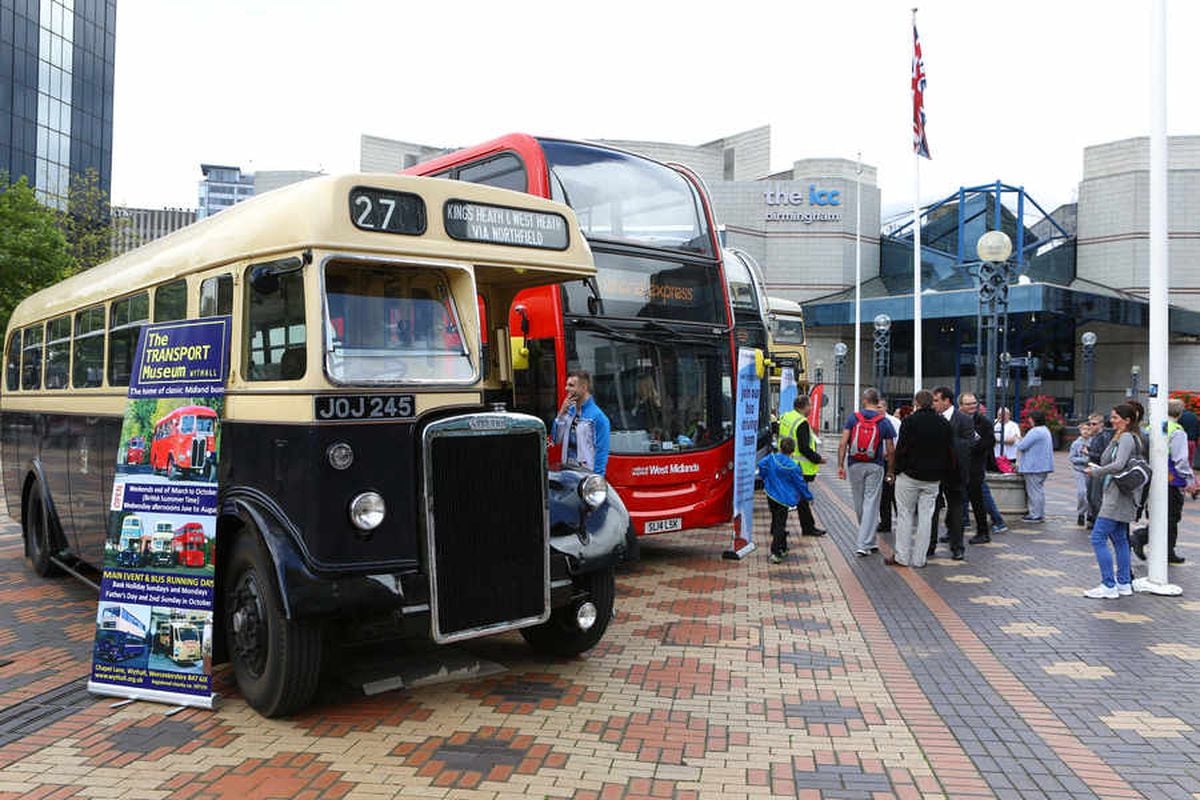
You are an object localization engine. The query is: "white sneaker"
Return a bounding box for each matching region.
[1084,584,1119,599]
[1116,583,1133,596]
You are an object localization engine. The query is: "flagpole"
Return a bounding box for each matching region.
[912,7,924,391]
[1135,0,1180,596]
[854,152,862,404]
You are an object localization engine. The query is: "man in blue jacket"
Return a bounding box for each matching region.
[758,437,814,564]
[553,370,611,475]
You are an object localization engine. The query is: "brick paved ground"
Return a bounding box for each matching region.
[1,449,1198,799]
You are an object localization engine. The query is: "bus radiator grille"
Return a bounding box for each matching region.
[428,431,546,638]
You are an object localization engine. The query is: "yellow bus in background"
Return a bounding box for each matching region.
[765,295,809,418]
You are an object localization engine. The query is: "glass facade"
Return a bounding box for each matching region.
[0,0,115,207]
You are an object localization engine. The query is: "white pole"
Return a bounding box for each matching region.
[1137,0,1179,595]
[913,156,923,391]
[854,152,862,405]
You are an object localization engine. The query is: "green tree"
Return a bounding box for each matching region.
[61,167,134,269]
[0,175,76,334]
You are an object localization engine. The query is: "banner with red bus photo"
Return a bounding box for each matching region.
[88,317,230,710]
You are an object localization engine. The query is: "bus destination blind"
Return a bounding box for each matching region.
[444,199,569,250]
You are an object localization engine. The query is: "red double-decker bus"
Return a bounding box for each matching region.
[409,135,736,537]
[171,522,207,567]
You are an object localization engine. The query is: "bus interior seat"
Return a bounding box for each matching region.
[279,346,306,379]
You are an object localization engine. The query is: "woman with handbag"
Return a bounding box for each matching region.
[1082,403,1142,599]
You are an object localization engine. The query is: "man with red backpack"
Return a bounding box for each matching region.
[837,387,897,557]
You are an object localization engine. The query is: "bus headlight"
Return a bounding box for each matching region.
[349,492,385,530]
[327,442,354,470]
[579,474,608,510]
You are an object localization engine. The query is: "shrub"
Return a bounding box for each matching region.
[1169,390,1200,416]
[1019,394,1064,433]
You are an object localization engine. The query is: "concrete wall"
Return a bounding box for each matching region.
[360,135,447,174]
[1076,136,1200,311]
[711,161,881,304]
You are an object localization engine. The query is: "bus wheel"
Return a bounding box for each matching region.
[520,566,614,657]
[166,457,180,481]
[203,459,216,482]
[23,480,62,578]
[223,533,321,717]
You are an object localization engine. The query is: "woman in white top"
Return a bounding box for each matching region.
[994,407,1020,460]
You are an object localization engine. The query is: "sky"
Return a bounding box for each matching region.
[110,0,1200,219]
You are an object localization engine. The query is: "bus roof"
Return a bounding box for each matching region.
[157,404,217,421]
[766,296,805,316]
[9,173,595,330]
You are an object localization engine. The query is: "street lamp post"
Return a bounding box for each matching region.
[1081,331,1097,415]
[1129,364,1141,400]
[833,342,848,426]
[998,350,1012,419]
[977,231,1014,416]
[873,314,892,398]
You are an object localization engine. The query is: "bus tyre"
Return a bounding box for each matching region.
[223,533,321,717]
[23,480,62,578]
[166,457,180,481]
[203,459,216,483]
[520,566,615,657]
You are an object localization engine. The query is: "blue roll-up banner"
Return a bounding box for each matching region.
[779,367,797,420]
[724,347,760,560]
[88,317,231,710]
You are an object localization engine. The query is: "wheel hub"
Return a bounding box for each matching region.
[230,572,267,678]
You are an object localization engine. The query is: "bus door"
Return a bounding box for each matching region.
[67,415,117,564]
[509,287,564,433]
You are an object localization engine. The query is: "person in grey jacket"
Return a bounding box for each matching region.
[1016,410,1054,522]
[1082,403,1142,599]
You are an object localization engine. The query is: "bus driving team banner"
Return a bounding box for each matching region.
[88,317,230,710]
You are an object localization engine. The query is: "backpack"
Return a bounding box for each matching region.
[849,412,883,462]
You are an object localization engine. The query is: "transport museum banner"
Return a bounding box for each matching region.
[725,347,760,559]
[88,317,231,710]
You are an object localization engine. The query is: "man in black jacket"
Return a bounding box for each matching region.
[928,386,975,560]
[960,393,995,544]
[888,389,953,567]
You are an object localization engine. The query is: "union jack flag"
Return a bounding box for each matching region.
[912,21,930,159]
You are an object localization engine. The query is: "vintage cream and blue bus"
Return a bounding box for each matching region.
[2,174,628,716]
[94,605,148,663]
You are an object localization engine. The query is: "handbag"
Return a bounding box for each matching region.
[995,455,1015,474]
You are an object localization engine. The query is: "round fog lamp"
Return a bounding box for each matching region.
[349,492,385,530]
[326,442,354,470]
[575,601,598,632]
[579,474,608,509]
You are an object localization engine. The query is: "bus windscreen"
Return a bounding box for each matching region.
[539,139,712,255]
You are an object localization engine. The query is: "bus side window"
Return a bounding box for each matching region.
[44,315,71,389]
[247,265,305,381]
[108,292,149,387]
[5,330,20,391]
[20,323,43,391]
[73,304,106,388]
[199,275,233,317]
[154,279,188,322]
[456,154,527,193]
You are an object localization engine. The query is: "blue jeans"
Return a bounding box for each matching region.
[1090,516,1132,588]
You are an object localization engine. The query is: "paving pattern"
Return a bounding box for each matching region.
[0,449,1197,798]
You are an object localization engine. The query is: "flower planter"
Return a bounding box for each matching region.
[986,472,1028,516]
